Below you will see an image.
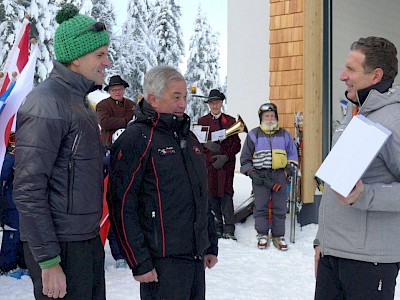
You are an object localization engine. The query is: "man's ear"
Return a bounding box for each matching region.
[372,68,384,84]
[147,94,157,109]
[69,58,80,73]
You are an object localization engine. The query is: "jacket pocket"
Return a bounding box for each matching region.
[272,149,287,169]
[152,210,159,250]
[141,195,161,256]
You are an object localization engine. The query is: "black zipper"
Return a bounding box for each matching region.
[152,210,159,250]
[67,132,82,213]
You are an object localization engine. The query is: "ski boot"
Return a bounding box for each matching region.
[257,234,269,249]
[272,236,288,251]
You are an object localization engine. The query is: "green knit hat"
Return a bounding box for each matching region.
[54,4,110,63]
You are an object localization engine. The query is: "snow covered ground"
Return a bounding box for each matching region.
[1,173,400,299]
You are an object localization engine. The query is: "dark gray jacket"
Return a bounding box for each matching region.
[13,61,104,263]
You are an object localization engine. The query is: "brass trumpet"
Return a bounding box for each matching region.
[226,115,248,138]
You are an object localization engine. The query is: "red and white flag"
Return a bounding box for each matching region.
[0,19,37,171]
[0,18,30,95]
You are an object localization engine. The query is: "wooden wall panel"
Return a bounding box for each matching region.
[269,0,323,203]
[269,0,303,135]
[270,0,323,204]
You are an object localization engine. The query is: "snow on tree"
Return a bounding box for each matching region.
[153,0,184,68]
[185,5,222,123]
[0,0,27,68]
[78,0,93,15]
[115,0,157,100]
[55,0,91,14]
[220,75,228,112]
[91,0,118,83]
[148,0,159,34]
[28,0,57,84]
[91,0,116,40]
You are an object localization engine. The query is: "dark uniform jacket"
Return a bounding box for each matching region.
[197,113,241,197]
[96,96,135,146]
[108,100,218,276]
[13,61,104,263]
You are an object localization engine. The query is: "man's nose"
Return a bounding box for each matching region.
[178,97,187,108]
[339,70,347,81]
[103,56,111,67]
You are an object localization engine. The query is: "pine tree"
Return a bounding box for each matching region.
[78,0,93,15]
[0,0,26,68]
[185,5,222,123]
[91,0,118,83]
[154,0,184,68]
[116,0,157,100]
[168,0,184,66]
[91,0,116,38]
[28,0,57,84]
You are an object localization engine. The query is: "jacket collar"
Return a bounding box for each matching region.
[133,99,191,136]
[346,79,394,106]
[50,61,100,96]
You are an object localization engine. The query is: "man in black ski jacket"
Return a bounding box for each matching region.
[108,65,218,299]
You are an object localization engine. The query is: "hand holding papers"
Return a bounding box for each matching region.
[211,129,226,142]
[192,125,209,143]
[315,115,392,197]
[192,125,227,143]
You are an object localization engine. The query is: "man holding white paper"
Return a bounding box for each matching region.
[314,37,400,300]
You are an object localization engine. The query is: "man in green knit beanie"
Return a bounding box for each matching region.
[13,3,110,299]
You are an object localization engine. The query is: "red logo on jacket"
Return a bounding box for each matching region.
[158,147,175,156]
[193,146,202,155]
[118,150,123,160]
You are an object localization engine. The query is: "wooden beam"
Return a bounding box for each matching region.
[303,0,323,203]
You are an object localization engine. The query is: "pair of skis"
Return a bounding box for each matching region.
[289,112,303,243]
[289,168,301,243]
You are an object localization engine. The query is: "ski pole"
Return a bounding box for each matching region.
[268,197,272,246]
[289,169,298,243]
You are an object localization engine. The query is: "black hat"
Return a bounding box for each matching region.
[205,89,226,103]
[104,75,129,91]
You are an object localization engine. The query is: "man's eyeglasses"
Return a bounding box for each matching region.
[74,22,106,39]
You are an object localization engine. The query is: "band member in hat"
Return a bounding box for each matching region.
[97,75,135,147]
[198,89,241,240]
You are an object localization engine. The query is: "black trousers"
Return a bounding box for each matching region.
[140,256,205,300]
[211,194,235,235]
[24,236,105,300]
[315,255,399,300]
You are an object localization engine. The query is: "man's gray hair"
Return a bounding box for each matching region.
[143,65,186,99]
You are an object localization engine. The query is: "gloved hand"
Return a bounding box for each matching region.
[285,163,297,177]
[248,170,264,185]
[249,169,281,191]
[262,177,281,192]
[212,155,228,169]
[204,140,221,153]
